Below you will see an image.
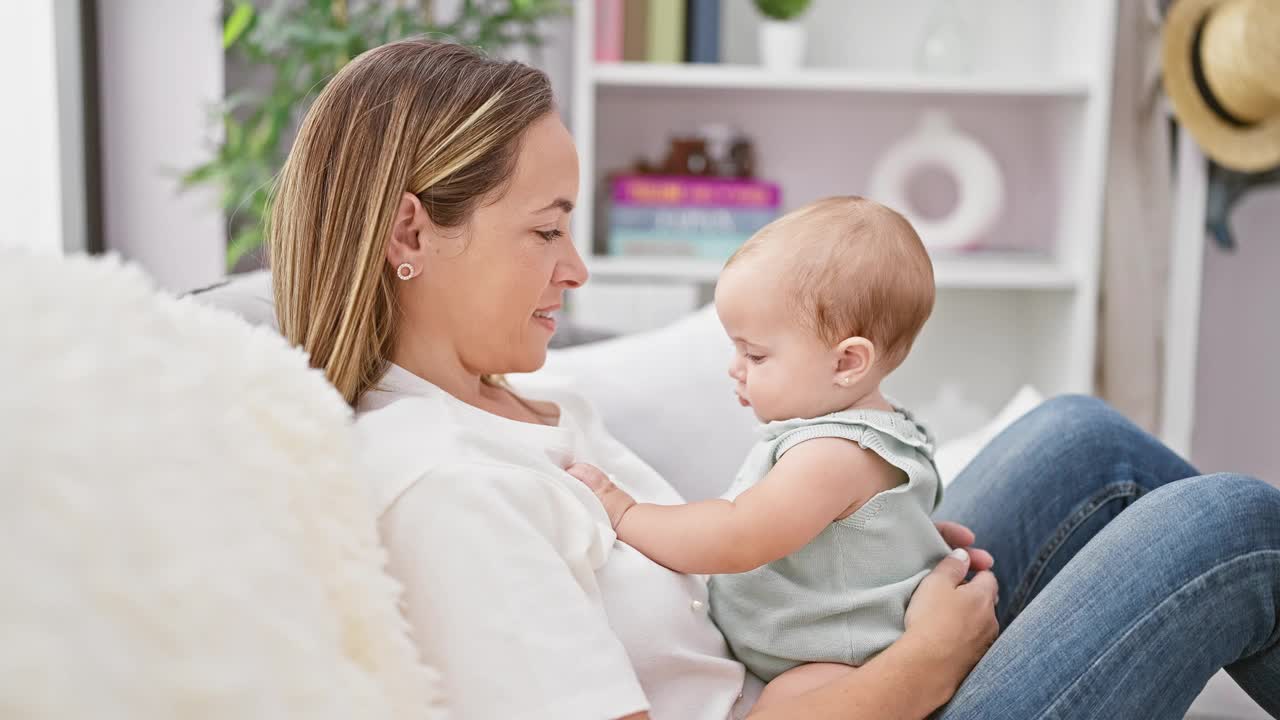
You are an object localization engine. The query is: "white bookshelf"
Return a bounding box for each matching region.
[593,62,1093,98]
[588,252,1080,290]
[568,0,1118,436]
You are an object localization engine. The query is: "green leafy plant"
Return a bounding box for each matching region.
[186,0,568,270]
[753,0,812,21]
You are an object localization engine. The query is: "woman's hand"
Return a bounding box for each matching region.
[567,463,636,530]
[748,550,998,720]
[935,520,995,572]
[902,548,1000,698]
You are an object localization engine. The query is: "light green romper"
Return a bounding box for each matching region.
[709,406,951,682]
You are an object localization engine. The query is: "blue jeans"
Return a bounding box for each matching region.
[932,395,1280,719]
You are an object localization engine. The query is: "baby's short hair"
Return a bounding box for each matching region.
[726,196,935,371]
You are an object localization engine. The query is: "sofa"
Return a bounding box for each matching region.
[1,252,445,720]
[5,251,1256,718]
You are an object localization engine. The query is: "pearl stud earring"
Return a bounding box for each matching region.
[396,262,415,280]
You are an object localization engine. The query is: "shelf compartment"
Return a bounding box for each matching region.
[586,252,1078,290]
[592,63,1092,99]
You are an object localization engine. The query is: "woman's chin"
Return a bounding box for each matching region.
[507,346,549,375]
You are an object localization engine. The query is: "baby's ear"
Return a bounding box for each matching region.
[834,337,877,385]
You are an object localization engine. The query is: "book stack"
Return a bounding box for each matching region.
[608,175,781,261]
[594,0,721,64]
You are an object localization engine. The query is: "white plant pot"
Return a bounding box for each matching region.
[758,19,806,71]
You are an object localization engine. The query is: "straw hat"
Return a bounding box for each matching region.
[1162,0,1280,172]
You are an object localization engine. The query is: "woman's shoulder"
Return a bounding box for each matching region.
[354,395,464,512]
[354,392,614,530]
[356,396,539,509]
[359,394,616,571]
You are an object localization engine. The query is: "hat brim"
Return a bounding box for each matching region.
[1162,0,1280,173]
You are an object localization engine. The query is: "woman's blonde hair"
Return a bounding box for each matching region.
[269,39,553,405]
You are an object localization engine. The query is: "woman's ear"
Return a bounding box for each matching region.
[385,192,430,270]
[834,336,876,387]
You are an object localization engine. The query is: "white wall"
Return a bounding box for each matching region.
[98,0,225,293]
[720,0,1056,72]
[1192,187,1280,484]
[0,2,67,253]
[109,0,575,291]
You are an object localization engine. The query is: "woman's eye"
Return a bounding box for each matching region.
[746,354,765,364]
[535,229,563,242]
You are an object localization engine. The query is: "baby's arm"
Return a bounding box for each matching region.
[568,438,898,575]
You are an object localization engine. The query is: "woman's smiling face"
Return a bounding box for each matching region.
[407,113,589,375]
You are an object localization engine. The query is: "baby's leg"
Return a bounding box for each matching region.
[754,662,856,711]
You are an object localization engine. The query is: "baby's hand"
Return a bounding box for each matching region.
[566,463,636,530]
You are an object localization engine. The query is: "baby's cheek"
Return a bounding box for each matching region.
[756,369,782,406]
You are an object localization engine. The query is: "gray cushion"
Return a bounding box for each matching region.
[188,271,278,331]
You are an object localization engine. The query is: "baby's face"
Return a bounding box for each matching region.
[714,263,842,423]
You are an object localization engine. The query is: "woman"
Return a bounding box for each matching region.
[270,39,1280,719]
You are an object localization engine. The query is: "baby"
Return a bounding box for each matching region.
[570,196,952,708]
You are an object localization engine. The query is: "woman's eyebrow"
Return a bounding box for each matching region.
[533,198,575,214]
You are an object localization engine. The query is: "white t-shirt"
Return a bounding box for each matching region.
[355,365,763,720]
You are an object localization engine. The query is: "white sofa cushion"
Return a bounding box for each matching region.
[189,270,278,330]
[1,251,443,720]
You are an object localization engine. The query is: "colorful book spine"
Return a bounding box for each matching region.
[594,0,623,63]
[611,206,778,235]
[612,176,781,208]
[622,0,649,62]
[647,0,686,64]
[608,176,781,260]
[685,0,720,63]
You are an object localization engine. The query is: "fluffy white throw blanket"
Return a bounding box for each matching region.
[0,251,446,720]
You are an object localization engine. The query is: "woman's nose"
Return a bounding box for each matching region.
[557,239,589,288]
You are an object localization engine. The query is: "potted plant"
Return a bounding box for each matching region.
[753,0,811,70]
[186,0,567,271]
